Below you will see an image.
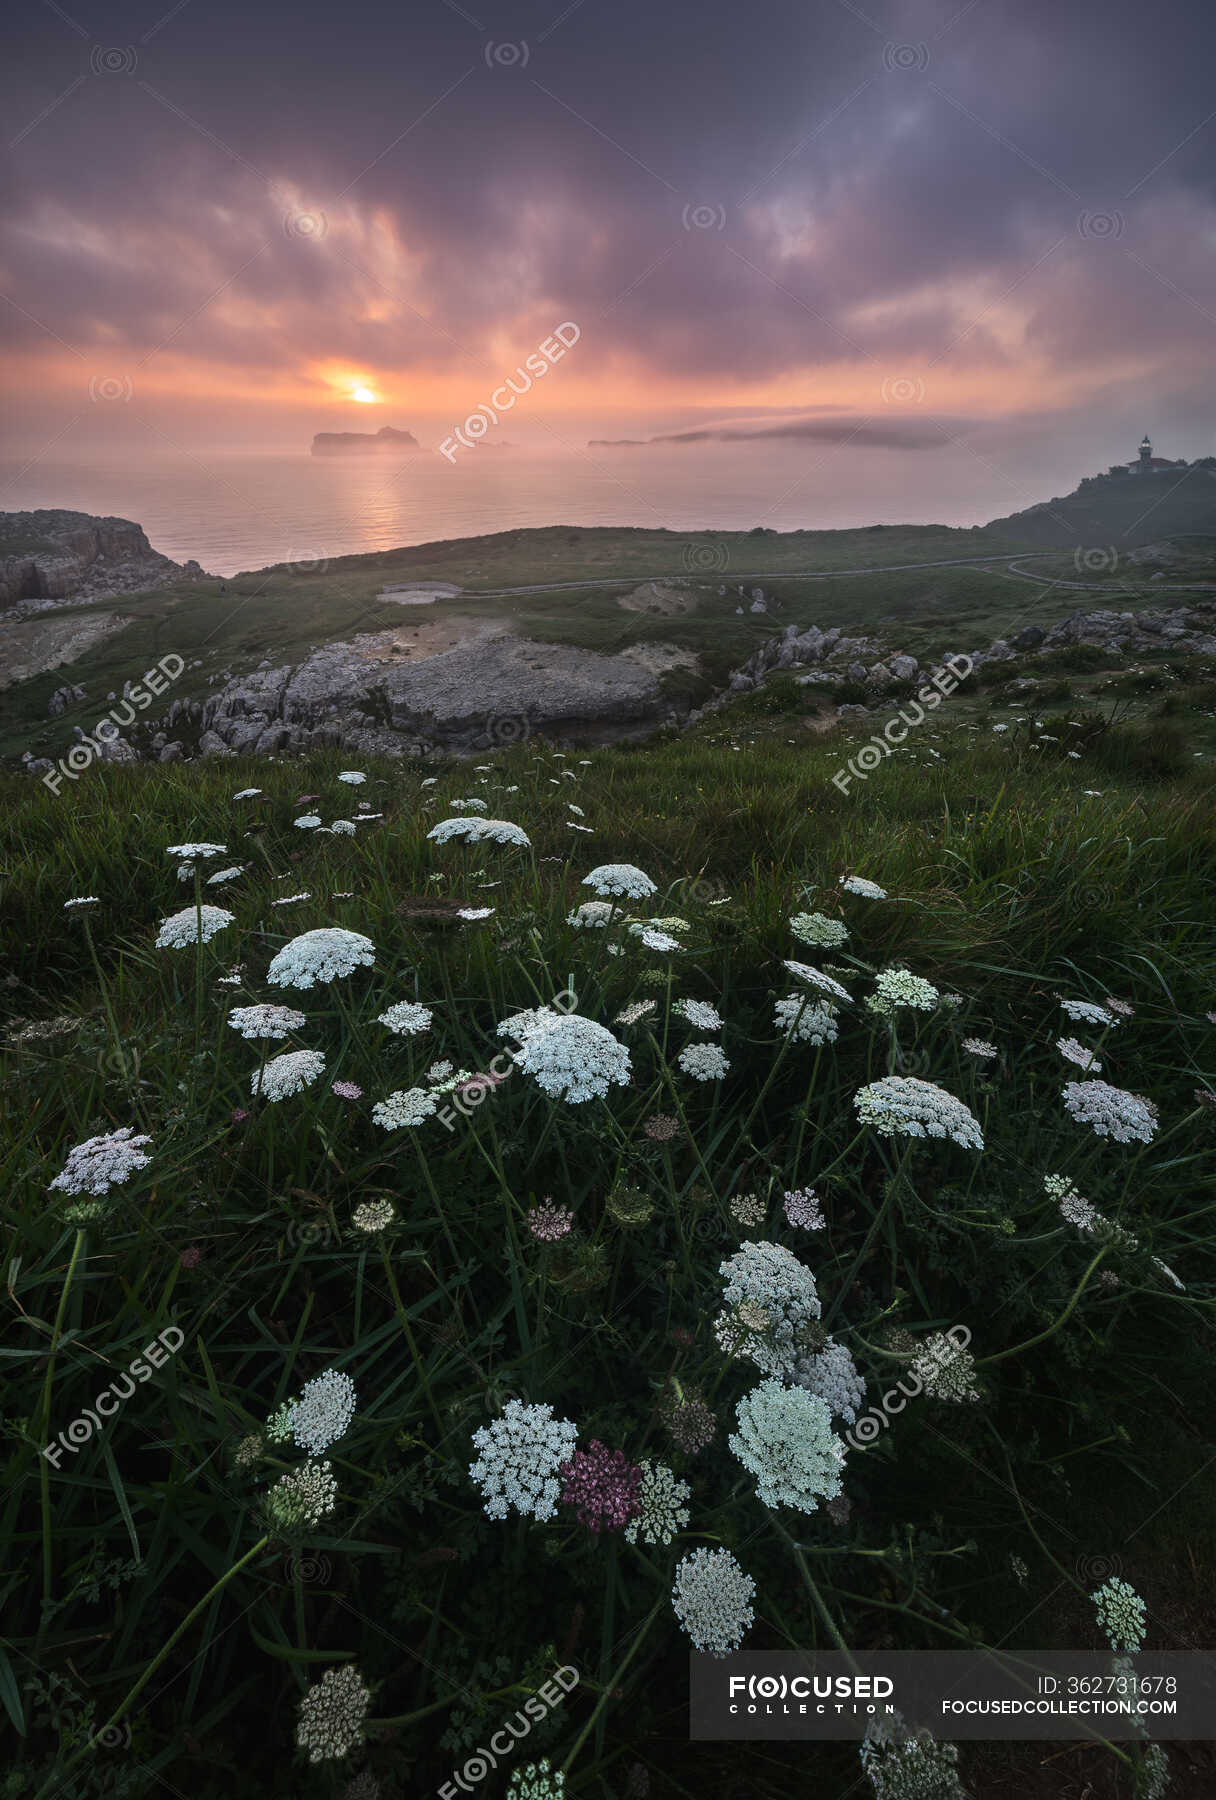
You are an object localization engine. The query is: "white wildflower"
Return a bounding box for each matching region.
[469,1398,578,1521]
[428,817,532,847]
[581,864,657,899]
[567,900,615,928]
[1092,1577,1147,1654]
[1057,1036,1102,1072]
[868,968,939,1016]
[376,1001,433,1036]
[794,1338,866,1425]
[337,771,366,785]
[1061,998,1118,1028]
[371,1087,439,1129]
[294,814,322,830]
[49,1126,152,1197]
[295,1665,370,1764]
[291,1369,357,1454]
[790,912,849,949]
[854,1076,984,1150]
[840,875,887,899]
[267,928,376,989]
[675,999,723,1031]
[729,1380,846,1513]
[1062,1080,1157,1144]
[510,1013,631,1104]
[911,1332,982,1403]
[678,1042,730,1081]
[155,904,234,948]
[671,1547,755,1656]
[783,960,851,1003]
[251,1049,326,1102]
[962,1037,997,1060]
[775,995,838,1044]
[715,1240,820,1377]
[266,1460,338,1531]
[624,1459,691,1546]
[352,1200,395,1233]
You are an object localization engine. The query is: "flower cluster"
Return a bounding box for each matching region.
[729,1380,846,1512]
[854,1076,984,1150]
[624,1459,690,1546]
[567,900,615,928]
[678,1042,730,1080]
[371,1087,439,1129]
[715,1240,821,1378]
[506,1759,565,1800]
[729,1192,766,1228]
[1062,1080,1158,1143]
[48,1126,152,1197]
[291,1370,357,1454]
[1092,1577,1147,1654]
[911,1332,982,1404]
[352,1200,394,1233]
[1057,1035,1102,1071]
[962,1037,997,1060]
[510,1013,631,1104]
[558,1441,642,1534]
[432,816,533,846]
[296,1665,371,1763]
[376,1001,433,1036]
[774,995,839,1044]
[155,904,234,948]
[268,928,375,989]
[783,960,851,1002]
[469,1399,579,1521]
[526,1199,575,1241]
[581,863,656,899]
[794,1337,866,1425]
[840,875,887,899]
[783,1188,825,1231]
[265,1460,338,1531]
[867,968,939,1016]
[1061,998,1118,1028]
[675,998,723,1031]
[859,1721,966,1800]
[671,1547,755,1656]
[251,1049,326,1101]
[790,912,849,949]
[227,1003,307,1040]
[661,1385,716,1455]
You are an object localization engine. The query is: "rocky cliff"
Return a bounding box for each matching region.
[311,426,420,455]
[0,510,205,611]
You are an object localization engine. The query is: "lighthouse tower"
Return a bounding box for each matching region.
[1138,433,1153,470]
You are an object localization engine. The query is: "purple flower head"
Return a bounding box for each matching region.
[525,1199,574,1242]
[558,1441,642,1535]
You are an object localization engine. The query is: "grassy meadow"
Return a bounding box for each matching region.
[2,686,1215,1799]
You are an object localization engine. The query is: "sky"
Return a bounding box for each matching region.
[2,0,1215,475]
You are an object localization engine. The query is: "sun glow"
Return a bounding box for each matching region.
[351,385,380,404]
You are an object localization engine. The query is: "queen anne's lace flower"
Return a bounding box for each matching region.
[291,1370,357,1454]
[510,1013,631,1103]
[678,1042,730,1080]
[265,1459,338,1531]
[854,1076,984,1150]
[1061,998,1118,1028]
[376,1001,433,1036]
[775,995,839,1044]
[294,815,322,830]
[559,1441,642,1534]
[868,968,939,1015]
[624,1459,690,1545]
[794,1337,866,1424]
[581,863,657,899]
[296,1665,370,1763]
[1062,1080,1157,1143]
[457,906,494,920]
[49,1126,152,1196]
[671,1547,755,1656]
[616,999,657,1026]
[371,1087,439,1128]
[730,1380,846,1512]
[1092,1577,1147,1653]
[337,771,366,784]
[715,1240,821,1377]
[232,788,262,801]
[567,900,615,928]
[633,926,682,952]
[206,865,245,885]
[507,1759,565,1800]
[330,820,356,836]
[783,960,851,1003]
[675,999,723,1031]
[268,928,375,989]
[840,875,887,899]
[729,1192,767,1228]
[469,1399,579,1521]
[859,1719,966,1800]
[352,1200,394,1233]
[252,1049,326,1101]
[911,1332,982,1403]
[227,1003,307,1040]
[783,1188,825,1230]
[167,841,225,860]
[526,1199,575,1241]
[791,912,849,948]
[156,904,234,948]
[1057,1035,1102,1071]
[962,1037,997,1060]
[428,817,532,847]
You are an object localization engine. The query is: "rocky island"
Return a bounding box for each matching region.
[310,426,421,456]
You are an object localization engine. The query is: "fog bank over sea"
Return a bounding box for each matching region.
[0,439,1073,577]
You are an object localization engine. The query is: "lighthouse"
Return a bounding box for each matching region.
[1138,433,1153,469]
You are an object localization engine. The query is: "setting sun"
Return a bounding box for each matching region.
[350,385,379,404]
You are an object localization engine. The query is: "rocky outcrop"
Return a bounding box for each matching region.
[193,627,678,758]
[0,511,205,613]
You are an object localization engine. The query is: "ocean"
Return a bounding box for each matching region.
[0,441,1045,578]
